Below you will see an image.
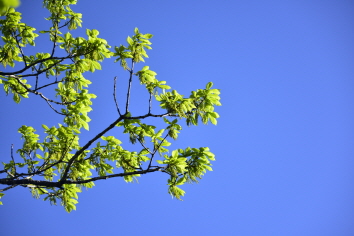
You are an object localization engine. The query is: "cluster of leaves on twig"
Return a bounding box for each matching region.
[0,0,221,212]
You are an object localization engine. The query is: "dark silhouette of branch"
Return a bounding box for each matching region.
[0,54,76,76]
[0,185,18,192]
[10,144,16,175]
[43,99,67,115]
[148,133,169,169]
[12,31,28,67]
[15,137,76,178]
[34,78,65,91]
[135,135,152,155]
[50,19,59,57]
[59,111,176,183]
[58,17,74,30]
[59,116,125,182]
[148,92,153,114]
[13,76,74,105]
[125,59,135,113]
[113,76,122,116]
[0,167,163,188]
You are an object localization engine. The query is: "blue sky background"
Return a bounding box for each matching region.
[1,0,353,235]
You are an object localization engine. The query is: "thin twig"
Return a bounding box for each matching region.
[124,112,175,120]
[10,144,14,162]
[13,76,74,105]
[12,31,27,67]
[125,59,135,113]
[148,92,153,114]
[69,167,163,184]
[6,171,15,178]
[44,99,66,115]
[50,17,59,57]
[36,137,75,174]
[135,135,152,155]
[0,54,75,76]
[20,57,70,78]
[26,151,37,173]
[35,75,39,90]
[113,76,121,116]
[9,80,68,115]
[34,79,64,91]
[153,133,169,155]
[10,144,16,174]
[58,17,74,30]
[122,158,143,171]
[0,185,18,192]
[148,133,169,169]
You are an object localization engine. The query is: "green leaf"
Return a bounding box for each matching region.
[206,82,213,89]
[127,36,134,45]
[134,27,139,35]
[13,93,20,103]
[0,0,19,15]
[81,120,89,130]
[141,66,149,71]
[210,117,217,125]
[144,33,153,39]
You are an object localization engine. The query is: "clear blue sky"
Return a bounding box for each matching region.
[1,0,353,235]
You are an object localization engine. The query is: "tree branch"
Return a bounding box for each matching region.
[59,110,176,183]
[0,167,163,188]
[148,133,169,169]
[34,78,65,91]
[43,99,67,115]
[0,54,75,76]
[148,92,153,114]
[59,116,125,183]
[125,59,135,113]
[0,111,177,192]
[50,18,59,57]
[135,135,152,155]
[113,76,121,116]
[0,184,18,193]
[10,144,16,175]
[13,76,74,105]
[11,31,27,67]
